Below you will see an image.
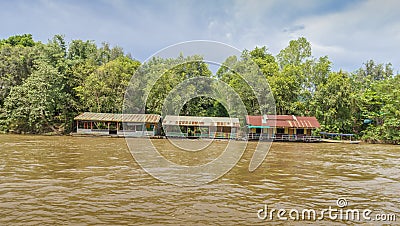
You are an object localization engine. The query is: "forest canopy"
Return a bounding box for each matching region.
[0,34,398,144]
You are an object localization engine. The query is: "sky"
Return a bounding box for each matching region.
[1,0,399,72]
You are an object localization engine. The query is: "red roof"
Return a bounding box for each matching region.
[246,115,320,128]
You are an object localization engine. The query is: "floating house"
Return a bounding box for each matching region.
[246,115,321,141]
[162,115,240,139]
[74,112,161,136]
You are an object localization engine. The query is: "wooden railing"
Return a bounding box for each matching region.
[165,132,238,139]
[247,133,322,142]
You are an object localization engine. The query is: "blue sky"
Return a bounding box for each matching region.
[1,0,399,72]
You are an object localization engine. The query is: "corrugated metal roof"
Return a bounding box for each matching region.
[74,112,160,123]
[163,115,240,127]
[246,115,320,128]
[264,115,294,120]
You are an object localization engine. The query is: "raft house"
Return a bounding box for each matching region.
[245,115,322,142]
[162,115,240,139]
[74,112,161,137]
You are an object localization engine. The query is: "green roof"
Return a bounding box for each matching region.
[247,125,270,128]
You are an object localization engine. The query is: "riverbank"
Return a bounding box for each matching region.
[1,132,399,145]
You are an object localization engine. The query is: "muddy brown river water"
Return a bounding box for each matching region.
[0,134,399,225]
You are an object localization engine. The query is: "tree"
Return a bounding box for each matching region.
[352,60,394,91]
[96,42,125,65]
[0,34,36,47]
[3,61,70,133]
[75,56,140,113]
[0,44,39,106]
[311,71,353,133]
[276,37,311,68]
[268,68,300,115]
[217,54,261,115]
[67,40,97,61]
[360,74,400,143]
[143,55,214,115]
[268,38,314,115]
[248,46,279,77]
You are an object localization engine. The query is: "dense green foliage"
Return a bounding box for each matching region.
[0,34,398,143]
[0,34,137,134]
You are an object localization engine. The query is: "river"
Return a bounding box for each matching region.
[0,134,399,225]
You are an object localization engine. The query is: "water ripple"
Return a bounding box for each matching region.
[0,135,399,225]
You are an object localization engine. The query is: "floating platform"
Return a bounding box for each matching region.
[320,132,360,144]
[321,139,360,144]
[247,134,322,142]
[70,133,165,139]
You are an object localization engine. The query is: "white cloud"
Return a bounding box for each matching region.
[295,0,400,71]
[1,0,399,72]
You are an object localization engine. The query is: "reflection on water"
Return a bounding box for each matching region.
[0,135,399,225]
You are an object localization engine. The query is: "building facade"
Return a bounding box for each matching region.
[74,112,161,137]
[246,115,321,140]
[162,115,240,139]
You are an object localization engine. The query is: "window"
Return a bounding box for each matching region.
[277,128,285,134]
[147,124,154,131]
